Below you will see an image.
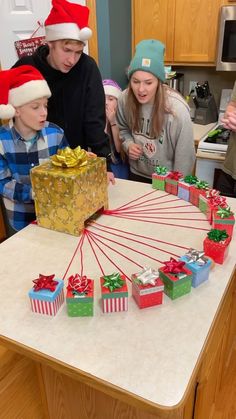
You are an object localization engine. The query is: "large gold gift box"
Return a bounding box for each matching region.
[30,156,108,236]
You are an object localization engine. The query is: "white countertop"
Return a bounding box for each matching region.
[193,122,217,143]
[0,179,235,407]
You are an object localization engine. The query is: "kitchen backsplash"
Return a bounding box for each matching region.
[173,66,236,107]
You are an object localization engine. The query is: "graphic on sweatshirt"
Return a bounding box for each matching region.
[143,140,157,157]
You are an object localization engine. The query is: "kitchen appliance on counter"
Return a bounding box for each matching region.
[166,72,184,95]
[216,5,236,71]
[195,89,232,187]
[194,81,218,125]
[169,73,184,95]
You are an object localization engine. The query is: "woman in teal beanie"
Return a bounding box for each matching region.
[116,39,195,183]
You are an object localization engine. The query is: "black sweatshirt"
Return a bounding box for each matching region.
[13,46,111,163]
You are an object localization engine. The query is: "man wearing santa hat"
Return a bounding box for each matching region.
[13,0,114,183]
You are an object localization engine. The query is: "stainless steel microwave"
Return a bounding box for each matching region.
[216,5,236,71]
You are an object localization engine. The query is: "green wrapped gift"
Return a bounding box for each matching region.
[152,166,170,191]
[158,258,192,300]
[66,275,94,317]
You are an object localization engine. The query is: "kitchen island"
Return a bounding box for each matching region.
[0,179,235,418]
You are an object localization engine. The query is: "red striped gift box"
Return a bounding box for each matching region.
[29,278,64,316]
[100,275,128,313]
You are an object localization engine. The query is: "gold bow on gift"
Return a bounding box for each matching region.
[51,146,88,168]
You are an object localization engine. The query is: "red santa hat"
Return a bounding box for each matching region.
[0,65,51,120]
[45,0,92,43]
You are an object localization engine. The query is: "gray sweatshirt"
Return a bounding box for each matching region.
[117,88,195,178]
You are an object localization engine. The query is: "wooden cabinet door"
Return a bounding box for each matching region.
[174,0,223,64]
[132,0,175,62]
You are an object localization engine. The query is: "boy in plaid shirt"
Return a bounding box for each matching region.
[0,65,68,234]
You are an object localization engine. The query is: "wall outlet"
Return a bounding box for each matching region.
[189,81,198,94]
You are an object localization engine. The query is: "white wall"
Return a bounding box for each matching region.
[0,0,86,69]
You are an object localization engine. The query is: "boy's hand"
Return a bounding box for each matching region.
[86,151,97,158]
[107,171,115,185]
[128,143,143,160]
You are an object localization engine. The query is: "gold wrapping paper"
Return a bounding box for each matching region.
[30,157,108,236]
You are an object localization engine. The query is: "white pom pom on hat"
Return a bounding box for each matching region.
[45,0,92,43]
[0,104,15,119]
[0,65,51,120]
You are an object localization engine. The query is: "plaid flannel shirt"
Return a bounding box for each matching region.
[0,121,68,231]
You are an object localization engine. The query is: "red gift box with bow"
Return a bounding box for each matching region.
[165,171,183,196]
[203,237,230,264]
[28,274,64,316]
[212,208,235,237]
[189,186,207,207]
[131,267,164,309]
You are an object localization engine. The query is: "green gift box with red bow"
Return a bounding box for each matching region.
[158,258,192,300]
[100,273,128,313]
[66,274,94,317]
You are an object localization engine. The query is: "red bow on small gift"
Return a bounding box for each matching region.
[67,274,92,295]
[208,196,227,208]
[206,189,220,198]
[162,257,186,274]
[33,274,58,292]
[168,171,183,180]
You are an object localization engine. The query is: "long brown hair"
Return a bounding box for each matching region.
[125,81,173,138]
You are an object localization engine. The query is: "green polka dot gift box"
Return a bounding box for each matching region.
[66,274,94,317]
[158,258,192,300]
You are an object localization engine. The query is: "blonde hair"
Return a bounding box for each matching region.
[126,82,173,137]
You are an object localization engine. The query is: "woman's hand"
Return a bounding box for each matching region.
[128,143,143,160]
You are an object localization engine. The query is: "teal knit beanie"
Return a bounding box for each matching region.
[128,39,165,82]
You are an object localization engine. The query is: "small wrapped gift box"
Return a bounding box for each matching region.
[178,181,191,202]
[29,274,64,316]
[180,249,211,288]
[131,267,164,309]
[165,171,183,196]
[31,147,108,236]
[206,195,228,224]
[158,258,192,300]
[212,207,235,237]
[177,176,198,202]
[203,229,231,264]
[100,273,128,313]
[152,166,169,191]
[198,189,227,223]
[189,181,209,207]
[66,275,94,317]
[199,194,208,214]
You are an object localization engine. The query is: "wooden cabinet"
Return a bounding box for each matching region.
[194,270,236,418]
[174,0,223,64]
[132,0,175,62]
[132,0,226,65]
